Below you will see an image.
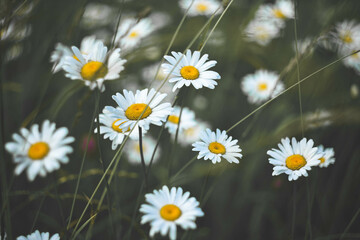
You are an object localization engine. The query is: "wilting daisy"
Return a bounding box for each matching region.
[162,49,220,92]
[105,88,173,132]
[5,120,74,181]
[317,145,335,168]
[330,20,360,52]
[241,69,285,105]
[17,230,60,240]
[140,185,204,240]
[125,135,160,165]
[62,40,126,91]
[178,121,209,146]
[166,106,196,135]
[255,0,294,27]
[192,128,242,164]
[244,19,280,46]
[179,0,223,17]
[95,108,145,150]
[267,137,322,181]
[115,18,154,50]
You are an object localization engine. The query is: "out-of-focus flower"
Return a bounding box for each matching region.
[81,3,114,28]
[255,0,294,27]
[179,0,223,17]
[0,20,31,41]
[305,109,332,129]
[317,145,335,168]
[350,84,359,98]
[165,106,196,135]
[244,19,280,46]
[330,20,360,53]
[16,230,60,240]
[125,135,160,165]
[177,121,209,146]
[293,37,314,56]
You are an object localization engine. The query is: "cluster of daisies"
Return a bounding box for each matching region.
[244,0,294,46]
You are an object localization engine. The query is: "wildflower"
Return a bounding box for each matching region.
[16,230,59,240]
[140,186,204,240]
[192,128,242,164]
[63,40,126,91]
[305,109,332,129]
[125,136,160,165]
[317,145,335,168]
[162,49,220,92]
[81,3,114,28]
[241,69,285,105]
[244,19,280,46]
[267,137,322,181]
[104,88,173,132]
[255,0,294,27]
[165,106,196,135]
[330,20,360,52]
[5,121,74,182]
[178,121,209,146]
[293,37,314,55]
[179,0,223,17]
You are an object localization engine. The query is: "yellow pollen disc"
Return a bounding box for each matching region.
[112,119,129,133]
[129,31,139,38]
[168,115,179,124]
[319,157,325,164]
[80,61,108,81]
[196,3,208,12]
[341,33,353,43]
[28,142,50,160]
[258,83,268,91]
[208,142,226,154]
[160,204,182,221]
[180,66,200,80]
[135,143,146,153]
[125,103,152,120]
[285,154,307,170]
[273,9,286,19]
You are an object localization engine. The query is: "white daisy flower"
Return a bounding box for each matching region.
[62,40,126,91]
[95,108,145,150]
[16,230,60,240]
[255,0,294,27]
[293,37,314,56]
[244,19,281,46]
[162,49,221,92]
[178,121,209,146]
[192,128,242,164]
[166,106,196,135]
[115,18,154,50]
[81,3,114,28]
[241,69,285,105]
[5,120,74,182]
[179,0,223,17]
[341,48,360,74]
[104,88,173,132]
[305,109,332,129]
[267,137,322,181]
[50,35,103,73]
[330,20,360,52]
[140,185,204,240]
[317,145,335,168]
[125,135,160,165]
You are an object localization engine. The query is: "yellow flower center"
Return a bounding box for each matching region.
[80,61,108,81]
[28,142,50,160]
[135,143,146,153]
[273,9,286,19]
[112,119,129,133]
[180,66,200,80]
[168,115,179,124]
[160,204,182,221]
[208,142,226,154]
[129,31,139,38]
[258,83,268,91]
[319,157,325,164]
[196,3,208,12]
[285,154,307,170]
[125,103,152,120]
[341,33,353,43]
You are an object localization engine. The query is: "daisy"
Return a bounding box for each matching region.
[162,49,220,92]
[305,109,332,129]
[115,18,154,50]
[104,88,173,132]
[165,106,196,135]
[267,137,322,181]
[178,121,209,146]
[317,145,335,168]
[125,135,160,165]
[81,3,114,28]
[140,185,204,240]
[16,230,59,240]
[95,108,145,150]
[244,19,280,46]
[330,20,360,52]
[192,128,242,164]
[293,37,314,56]
[255,0,294,27]
[241,69,285,105]
[179,0,223,17]
[341,48,360,74]
[62,40,126,91]
[5,120,74,181]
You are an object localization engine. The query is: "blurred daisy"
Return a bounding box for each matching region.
[125,135,160,165]
[0,20,31,41]
[178,121,209,146]
[5,120,74,182]
[104,88,173,132]
[81,3,114,28]
[293,37,314,56]
[241,69,285,105]
[192,128,242,164]
[140,185,204,240]
[17,230,59,240]
[63,40,126,91]
[342,49,360,74]
[115,18,154,50]
[317,145,335,168]
[95,108,145,150]
[267,137,322,181]
[244,19,280,46]
[256,0,294,27]
[330,20,360,52]
[162,49,220,92]
[166,106,196,135]
[179,0,223,17]
[50,35,103,73]
[305,109,332,129]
